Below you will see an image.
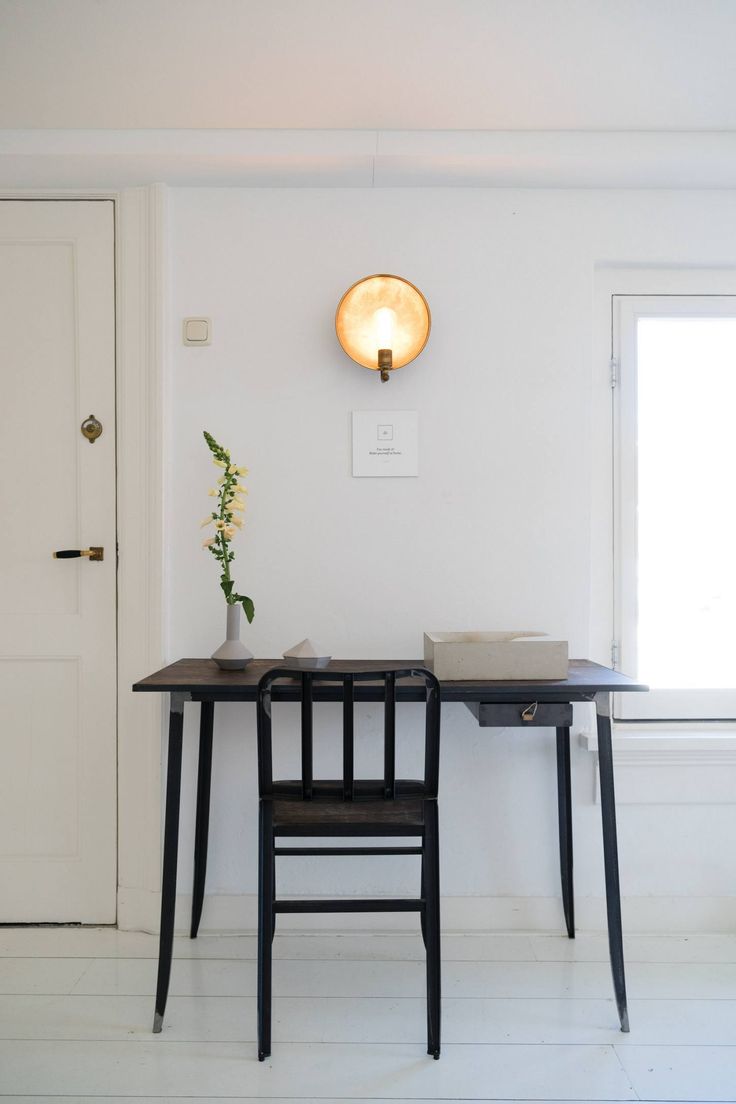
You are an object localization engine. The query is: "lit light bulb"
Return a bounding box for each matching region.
[374,307,396,356]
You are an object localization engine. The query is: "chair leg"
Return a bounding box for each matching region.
[420,851,427,949]
[423,801,441,1059]
[257,801,274,1060]
[272,851,277,942]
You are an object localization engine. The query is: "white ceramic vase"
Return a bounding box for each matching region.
[211,602,253,670]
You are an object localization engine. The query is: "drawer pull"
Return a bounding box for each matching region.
[521,702,538,722]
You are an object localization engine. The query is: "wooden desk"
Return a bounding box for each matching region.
[133,658,646,1035]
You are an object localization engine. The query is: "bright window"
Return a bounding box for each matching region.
[614,297,736,719]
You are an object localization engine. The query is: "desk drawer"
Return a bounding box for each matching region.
[467,701,573,728]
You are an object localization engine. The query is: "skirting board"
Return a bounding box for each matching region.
[118,888,736,936]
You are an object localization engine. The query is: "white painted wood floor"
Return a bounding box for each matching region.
[0,928,735,1102]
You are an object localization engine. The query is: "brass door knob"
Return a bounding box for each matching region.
[53,547,104,561]
[81,414,103,443]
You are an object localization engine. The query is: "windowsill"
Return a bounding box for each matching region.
[582,724,736,756]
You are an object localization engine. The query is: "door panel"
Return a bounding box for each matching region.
[0,240,79,615]
[0,201,116,922]
[0,658,79,858]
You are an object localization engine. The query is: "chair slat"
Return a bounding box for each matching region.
[274,846,423,856]
[342,673,354,800]
[301,672,313,800]
[384,671,396,799]
[275,897,423,914]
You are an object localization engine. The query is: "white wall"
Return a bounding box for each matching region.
[166,186,736,931]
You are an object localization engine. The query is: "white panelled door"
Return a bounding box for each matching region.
[0,201,116,922]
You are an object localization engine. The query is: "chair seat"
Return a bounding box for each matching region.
[271,788,427,837]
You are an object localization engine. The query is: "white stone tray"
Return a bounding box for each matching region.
[423,631,568,681]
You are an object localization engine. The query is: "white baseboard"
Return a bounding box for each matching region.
[117,889,736,935]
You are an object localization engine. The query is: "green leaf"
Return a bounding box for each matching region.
[240,595,255,623]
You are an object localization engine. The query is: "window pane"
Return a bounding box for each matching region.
[637,316,736,688]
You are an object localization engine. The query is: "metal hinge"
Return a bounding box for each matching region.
[610,357,619,388]
[610,640,619,668]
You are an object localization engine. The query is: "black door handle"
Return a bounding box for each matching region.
[53,547,104,561]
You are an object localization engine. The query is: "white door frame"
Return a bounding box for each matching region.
[0,185,166,931]
[115,186,166,931]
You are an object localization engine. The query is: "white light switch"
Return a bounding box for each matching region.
[183,317,211,345]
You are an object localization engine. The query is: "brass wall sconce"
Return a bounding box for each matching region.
[335,274,431,381]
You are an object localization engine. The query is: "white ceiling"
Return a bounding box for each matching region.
[1,0,736,131]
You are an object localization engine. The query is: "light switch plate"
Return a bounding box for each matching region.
[183,317,211,345]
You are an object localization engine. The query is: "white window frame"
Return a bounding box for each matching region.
[614,293,736,720]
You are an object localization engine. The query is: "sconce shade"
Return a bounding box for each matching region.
[335,274,431,375]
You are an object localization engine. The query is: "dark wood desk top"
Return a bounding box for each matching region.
[133,658,647,703]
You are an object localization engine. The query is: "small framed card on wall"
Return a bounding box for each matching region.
[352,410,418,477]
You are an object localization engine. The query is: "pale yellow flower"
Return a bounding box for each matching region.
[202,537,215,548]
[200,516,214,527]
[224,524,237,539]
[227,463,238,474]
[207,488,218,497]
[229,498,246,512]
[233,483,248,494]
[230,515,244,529]
[213,459,227,469]
[236,466,249,476]
[214,519,227,530]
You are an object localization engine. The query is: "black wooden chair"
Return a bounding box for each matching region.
[256,665,442,1061]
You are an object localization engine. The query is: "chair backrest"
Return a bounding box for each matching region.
[256,666,441,801]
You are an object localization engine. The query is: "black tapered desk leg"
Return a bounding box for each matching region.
[191,700,214,939]
[153,692,187,1033]
[423,800,441,1059]
[556,725,575,939]
[595,692,629,1033]
[257,800,274,1061]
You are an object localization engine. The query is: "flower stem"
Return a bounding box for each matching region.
[202,430,254,621]
[218,464,234,598]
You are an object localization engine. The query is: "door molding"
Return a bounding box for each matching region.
[116,185,166,930]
